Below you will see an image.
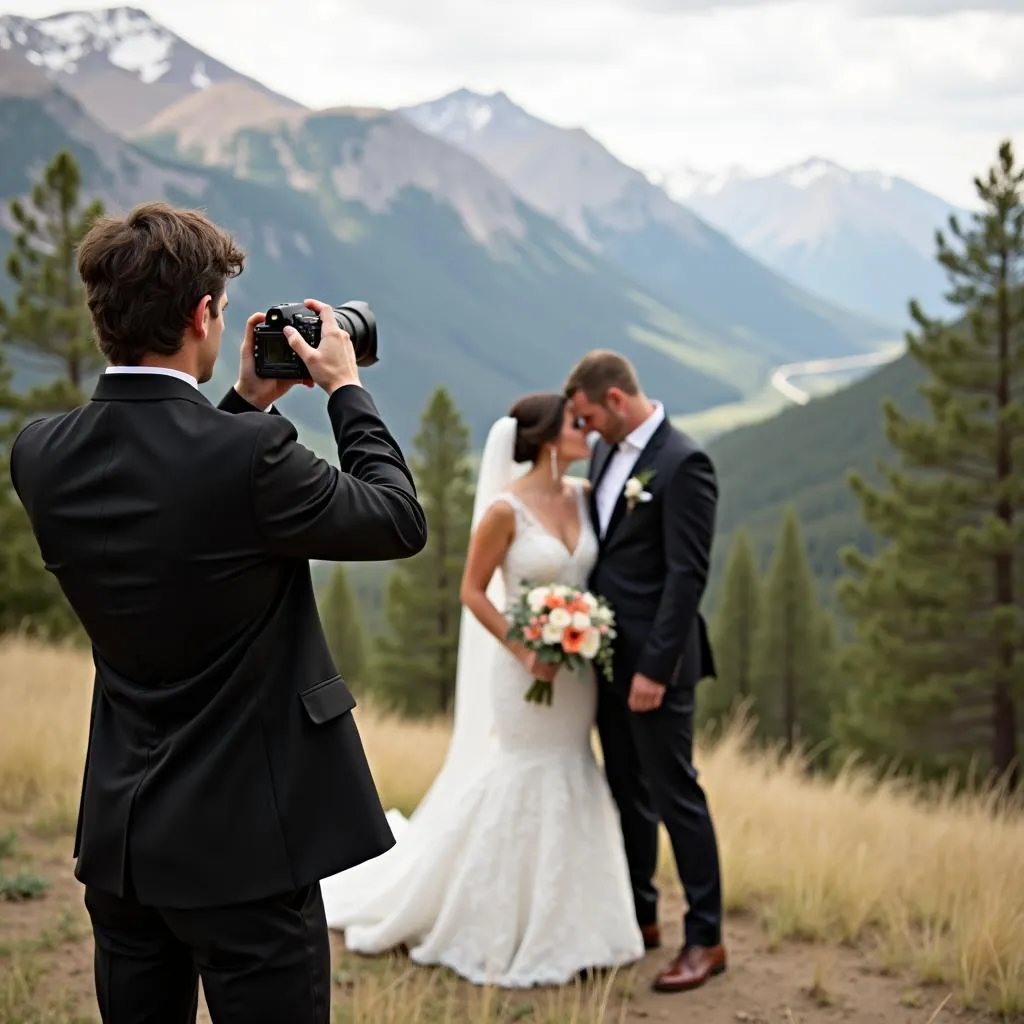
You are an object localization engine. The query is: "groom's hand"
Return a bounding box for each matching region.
[628,673,666,712]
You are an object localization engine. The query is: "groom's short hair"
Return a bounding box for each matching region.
[77,201,245,366]
[564,350,640,402]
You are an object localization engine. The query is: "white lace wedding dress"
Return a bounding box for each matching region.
[319,476,644,988]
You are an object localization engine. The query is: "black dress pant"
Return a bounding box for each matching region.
[84,872,331,1024]
[596,679,723,948]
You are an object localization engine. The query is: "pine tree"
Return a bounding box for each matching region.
[837,140,1024,788]
[0,340,77,637]
[375,387,474,716]
[0,149,105,412]
[810,609,842,762]
[816,611,838,686]
[0,149,101,641]
[751,507,829,752]
[319,564,368,690]
[700,527,761,732]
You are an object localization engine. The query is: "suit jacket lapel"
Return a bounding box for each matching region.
[601,418,671,549]
[588,440,614,533]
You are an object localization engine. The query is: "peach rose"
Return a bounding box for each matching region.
[561,627,585,654]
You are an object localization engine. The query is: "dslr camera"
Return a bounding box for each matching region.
[253,301,379,379]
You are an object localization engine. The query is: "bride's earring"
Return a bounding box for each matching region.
[549,446,559,482]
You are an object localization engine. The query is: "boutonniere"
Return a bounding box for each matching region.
[624,469,655,512]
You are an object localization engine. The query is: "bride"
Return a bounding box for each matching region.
[319,392,644,987]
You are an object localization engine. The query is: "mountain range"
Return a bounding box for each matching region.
[399,90,892,366]
[0,44,734,451]
[0,5,958,458]
[657,158,963,326]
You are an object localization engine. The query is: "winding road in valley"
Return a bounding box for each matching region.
[769,347,904,405]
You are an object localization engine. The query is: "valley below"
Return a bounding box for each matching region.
[675,337,905,444]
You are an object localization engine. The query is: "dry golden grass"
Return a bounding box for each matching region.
[0,639,90,839]
[1,635,1023,1019]
[331,956,635,1024]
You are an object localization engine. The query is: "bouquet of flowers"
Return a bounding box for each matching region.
[506,582,617,705]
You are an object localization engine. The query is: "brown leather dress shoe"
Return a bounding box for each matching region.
[640,923,661,950]
[652,943,727,992]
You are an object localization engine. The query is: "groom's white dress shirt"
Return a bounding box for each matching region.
[594,401,665,538]
[103,366,274,412]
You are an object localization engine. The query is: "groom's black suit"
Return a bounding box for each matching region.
[588,414,724,950]
[9,372,427,1023]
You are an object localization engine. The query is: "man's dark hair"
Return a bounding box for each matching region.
[564,350,641,403]
[77,201,246,365]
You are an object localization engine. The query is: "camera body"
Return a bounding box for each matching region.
[253,301,379,379]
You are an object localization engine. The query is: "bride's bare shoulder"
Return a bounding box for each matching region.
[569,476,591,493]
[477,495,518,529]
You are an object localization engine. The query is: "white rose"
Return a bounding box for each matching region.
[593,605,613,625]
[571,611,591,630]
[552,584,571,598]
[548,607,572,629]
[624,477,643,500]
[579,627,601,659]
[581,592,598,612]
[527,586,549,613]
[541,622,564,645]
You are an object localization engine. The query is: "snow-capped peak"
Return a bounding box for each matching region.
[0,6,197,87]
[778,157,901,193]
[783,157,851,189]
[411,89,495,139]
[401,88,543,147]
[650,156,910,206]
[652,164,750,202]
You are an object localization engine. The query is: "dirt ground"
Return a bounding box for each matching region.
[0,823,1005,1024]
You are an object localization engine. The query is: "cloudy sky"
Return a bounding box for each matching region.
[9,0,1024,205]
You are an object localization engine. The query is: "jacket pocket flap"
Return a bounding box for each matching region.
[299,675,356,724]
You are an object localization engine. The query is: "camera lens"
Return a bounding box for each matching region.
[333,301,378,367]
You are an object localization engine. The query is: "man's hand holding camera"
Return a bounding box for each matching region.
[234,298,362,410]
[284,299,362,394]
[234,311,311,410]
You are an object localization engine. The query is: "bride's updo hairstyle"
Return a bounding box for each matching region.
[509,392,567,464]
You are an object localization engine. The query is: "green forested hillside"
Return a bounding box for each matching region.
[705,353,924,612]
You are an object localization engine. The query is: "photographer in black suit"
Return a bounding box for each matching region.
[9,201,427,1023]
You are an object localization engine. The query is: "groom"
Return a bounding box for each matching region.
[10,202,427,1023]
[565,350,726,994]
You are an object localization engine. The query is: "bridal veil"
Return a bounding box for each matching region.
[320,415,522,924]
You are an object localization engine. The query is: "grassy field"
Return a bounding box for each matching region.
[1,637,1022,1022]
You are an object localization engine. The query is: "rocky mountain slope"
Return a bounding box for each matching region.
[661,157,961,324]
[0,5,301,134]
[401,89,896,365]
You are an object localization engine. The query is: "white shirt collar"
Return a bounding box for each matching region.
[104,365,199,391]
[621,401,664,451]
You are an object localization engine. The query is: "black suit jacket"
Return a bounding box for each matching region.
[588,417,717,691]
[9,373,427,909]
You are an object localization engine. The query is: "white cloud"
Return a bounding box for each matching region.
[856,0,1024,13]
[629,0,1024,13]
[5,0,1024,205]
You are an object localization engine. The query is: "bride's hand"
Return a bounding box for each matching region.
[507,641,556,682]
[523,649,559,683]
[532,657,559,684]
